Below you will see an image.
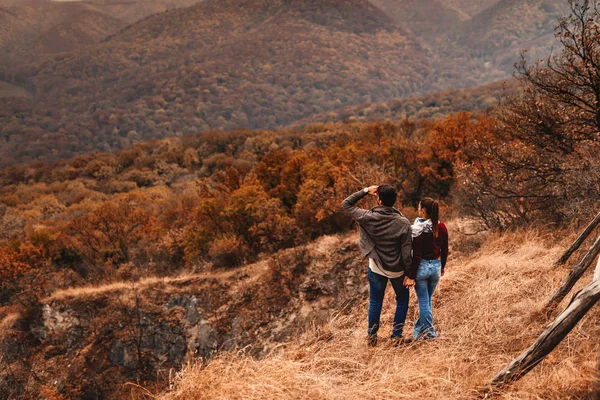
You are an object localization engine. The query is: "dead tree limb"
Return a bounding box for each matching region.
[491,278,600,387]
[555,211,600,267]
[545,235,600,310]
[594,346,600,400]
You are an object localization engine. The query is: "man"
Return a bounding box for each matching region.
[342,185,413,346]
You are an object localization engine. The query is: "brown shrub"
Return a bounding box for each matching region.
[208,235,246,268]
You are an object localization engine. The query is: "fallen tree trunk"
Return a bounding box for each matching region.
[546,235,600,310]
[491,278,600,387]
[555,212,600,267]
[593,260,600,400]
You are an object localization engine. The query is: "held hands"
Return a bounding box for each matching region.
[403,276,415,288]
[367,185,379,196]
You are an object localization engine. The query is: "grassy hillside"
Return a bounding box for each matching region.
[0,111,500,397]
[1,110,596,397]
[0,234,368,398]
[161,229,600,399]
[2,220,597,398]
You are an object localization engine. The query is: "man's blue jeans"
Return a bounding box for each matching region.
[413,259,442,339]
[368,269,409,338]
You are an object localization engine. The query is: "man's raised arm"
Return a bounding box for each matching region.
[342,186,377,222]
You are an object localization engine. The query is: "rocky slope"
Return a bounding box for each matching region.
[0,235,370,398]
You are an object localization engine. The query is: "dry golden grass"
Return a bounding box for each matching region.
[159,229,599,400]
[45,260,270,302]
[45,273,207,302]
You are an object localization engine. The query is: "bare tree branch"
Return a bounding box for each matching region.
[555,211,600,266]
[546,235,600,310]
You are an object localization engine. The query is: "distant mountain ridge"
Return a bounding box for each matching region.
[286,0,397,33]
[371,0,566,89]
[457,0,565,56]
[85,0,202,24]
[0,2,125,52]
[0,0,202,74]
[0,1,127,89]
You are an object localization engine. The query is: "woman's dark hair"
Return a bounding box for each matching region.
[420,197,439,238]
[378,185,397,207]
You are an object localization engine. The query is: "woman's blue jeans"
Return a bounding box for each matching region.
[368,269,409,338]
[413,259,442,339]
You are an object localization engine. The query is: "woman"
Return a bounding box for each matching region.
[403,197,449,340]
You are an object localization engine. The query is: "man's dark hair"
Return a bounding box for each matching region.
[378,185,397,207]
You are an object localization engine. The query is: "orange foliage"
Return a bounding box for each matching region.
[0,115,493,300]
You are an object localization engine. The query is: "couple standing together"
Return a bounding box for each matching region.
[342,184,449,346]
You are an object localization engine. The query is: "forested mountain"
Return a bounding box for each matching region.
[0,0,202,91]
[0,0,572,168]
[0,0,433,166]
[372,0,567,84]
[374,0,564,42]
[291,79,517,126]
[456,0,565,57]
[369,0,467,39]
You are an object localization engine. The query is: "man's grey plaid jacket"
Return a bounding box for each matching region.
[342,189,412,274]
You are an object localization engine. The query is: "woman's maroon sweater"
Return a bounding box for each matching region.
[406,221,449,279]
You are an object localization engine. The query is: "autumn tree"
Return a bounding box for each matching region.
[457,0,600,227]
[223,178,300,255]
[0,233,58,303]
[67,195,154,272]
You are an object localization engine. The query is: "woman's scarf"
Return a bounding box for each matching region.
[411,217,433,238]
